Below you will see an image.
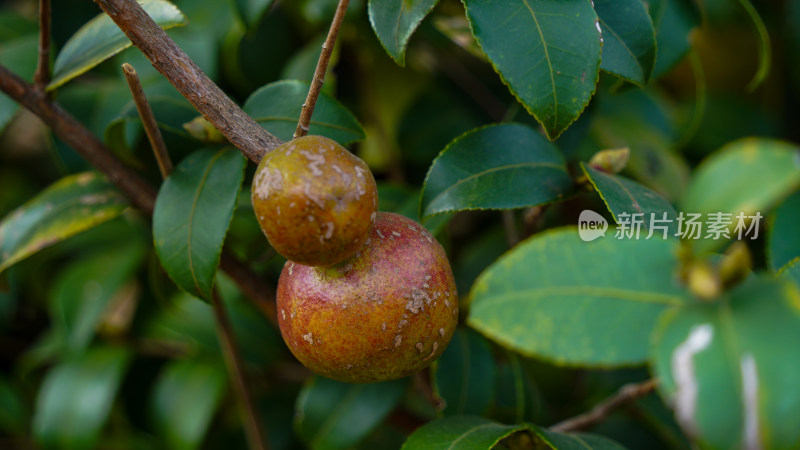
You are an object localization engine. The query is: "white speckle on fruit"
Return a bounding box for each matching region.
[300,149,324,176]
[416,342,424,353]
[288,263,294,276]
[323,222,334,240]
[398,319,408,329]
[382,322,387,331]
[281,309,286,320]
[439,328,446,337]
[394,335,402,348]
[392,231,401,238]
[302,332,314,344]
[376,229,385,239]
[423,341,439,361]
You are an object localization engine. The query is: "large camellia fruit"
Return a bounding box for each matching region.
[277,212,458,383]
[251,135,378,266]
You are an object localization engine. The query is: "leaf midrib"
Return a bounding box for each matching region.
[522,0,558,125]
[474,285,685,307]
[187,150,225,297]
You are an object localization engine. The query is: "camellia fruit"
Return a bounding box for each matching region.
[277,212,458,383]
[251,135,378,266]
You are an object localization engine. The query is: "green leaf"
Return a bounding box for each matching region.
[594,0,656,86]
[463,0,601,139]
[368,0,439,66]
[780,258,800,287]
[0,172,129,275]
[295,376,407,450]
[377,183,452,235]
[0,33,38,132]
[648,0,700,79]
[234,0,275,28]
[0,375,27,434]
[767,190,800,271]
[33,346,132,450]
[401,416,524,450]
[243,80,365,145]
[420,124,573,219]
[153,149,246,301]
[432,328,495,416]
[682,138,800,216]
[532,428,628,449]
[151,358,227,450]
[468,227,689,366]
[490,354,541,424]
[50,242,145,354]
[651,277,800,449]
[49,0,188,90]
[582,164,679,237]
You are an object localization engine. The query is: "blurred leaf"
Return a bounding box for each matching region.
[682,138,800,216]
[368,0,439,66]
[49,0,187,90]
[420,124,573,218]
[401,415,524,449]
[468,227,689,366]
[767,190,800,271]
[462,0,601,139]
[50,242,145,354]
[582,164,678,236]
[453,226,506,296]
[0,172,129,274]
[33,346,132,450]
[490,354,541,424]
[595,0,656,86]
[234,0,275,28]
[151,358,227,450]
[0,375,27,434]
[531,428,628,449]
[153,148,246,301]
[651,277,800,449]
[295,376,407,450]
[648,0,700,79]
[281,34,338,96]
[780,258,800,287]
[243,80,365,145]
[0,12,37,40]
[377,183,452,235]
[433,328,495,416]
[0,33,38,131]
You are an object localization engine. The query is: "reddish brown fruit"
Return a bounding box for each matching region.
[251,135,378,266]
[277,212,458,383]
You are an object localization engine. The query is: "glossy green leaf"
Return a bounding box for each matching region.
[0,34,38,131]
[420,124,573,218]
[648,0,700,79]
[682,138,800,216]
[433,328,495,416]
[50,242,145,354]
[594,0,656,86]
[235,0,275,28]
[767,190,800,271]
[49,0,187,90]
[401,416,524,450]
[153,149,246,301]
[295,376,407,449]
[151,358,227,450]
[468,227,689,366]
[0,172,129,274]
[583,164,678,237]
[463,0,601,139]
[531,428,628,449]
[243,80,365,145]
[33,346,132,450]
[368,0,439,66]
[651,277,800,449]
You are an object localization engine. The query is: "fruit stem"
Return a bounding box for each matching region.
[34,0,51,87]
[122,63,173,179]
[212,289,271,450]
[294,0,350,139]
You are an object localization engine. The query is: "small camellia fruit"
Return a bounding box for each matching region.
[251,135,378,266]
[277,212,458,383]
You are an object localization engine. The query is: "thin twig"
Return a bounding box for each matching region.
[0,64,278,327]
[293,0,349,139]
[34,0,51,86]
[550,379,658,433]
[93,0,283,163]
[122,63,172,178]
[211,289,270,450]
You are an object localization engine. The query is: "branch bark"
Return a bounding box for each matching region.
[122,63,172,178]
[0,64,278,327]
[93,0,283,163]
[550,379,658,433]
[294,0,349,138]
[34,0,51,86]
